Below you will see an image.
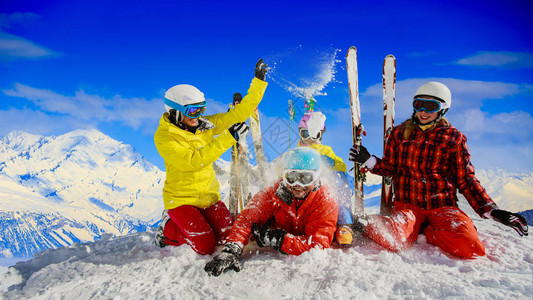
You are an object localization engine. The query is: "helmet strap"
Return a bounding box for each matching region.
[168,109,179,125]
[177,111,184,123]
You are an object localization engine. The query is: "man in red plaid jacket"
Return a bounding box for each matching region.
[349,81,528,259]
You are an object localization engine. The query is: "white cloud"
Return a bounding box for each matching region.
[5,84,104,117]
[469,144,533,172]
[0,13,57,61]
[0,107,87,136]
[456,51,533,68]
[452,108,533,149]
[204,97,231,115]
[111,95,163,133]
[2,83,162,134]
[463,110,533,172]
[0,32,58,61]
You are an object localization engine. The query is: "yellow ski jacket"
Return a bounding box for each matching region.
[154,78,267,210]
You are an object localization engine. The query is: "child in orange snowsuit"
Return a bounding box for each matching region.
[205,148,338,276]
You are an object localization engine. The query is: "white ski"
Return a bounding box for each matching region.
[346,46,365,216]
[381,54,396,216]
[228,96,253,217]
[249,107,268,184]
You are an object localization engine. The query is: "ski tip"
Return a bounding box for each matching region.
[386,54,395,59]
[347,46,357,58]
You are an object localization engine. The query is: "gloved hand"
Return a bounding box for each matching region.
[204,242,243,276]
[255,59,268,81]
[490,209,528,236]
[321,155,335,167]
[252,223,286,251]
[349,145,371,165]
[228,122,249,142]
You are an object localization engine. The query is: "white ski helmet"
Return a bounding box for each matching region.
[414,81,451,110]
[163,84,205,113]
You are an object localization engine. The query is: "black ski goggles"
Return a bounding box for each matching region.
[299,128,322,140]
[283,169,319,187]
[412,98,442,114]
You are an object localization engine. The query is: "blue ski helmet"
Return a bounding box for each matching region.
[283,147,321,171]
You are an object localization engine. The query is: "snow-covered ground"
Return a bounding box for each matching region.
[1,202,531,299]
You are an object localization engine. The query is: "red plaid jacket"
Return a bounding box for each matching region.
[372,119,497,217]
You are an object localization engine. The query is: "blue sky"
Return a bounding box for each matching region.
[1,0,533,173]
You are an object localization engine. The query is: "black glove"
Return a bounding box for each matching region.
[255,59,268,81]
[228,122,249,142]
[491,209,528,236]
[204,242,243,276]
[348,145,371,165]
[252,223,286,252]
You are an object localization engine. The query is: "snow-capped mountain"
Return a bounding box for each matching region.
[0,129,165,258]
[475,169,533,213]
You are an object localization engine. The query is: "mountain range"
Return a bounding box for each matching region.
[0,129,164,257]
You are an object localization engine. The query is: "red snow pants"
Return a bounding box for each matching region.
[163,200,234,255]
[364,202,485,259]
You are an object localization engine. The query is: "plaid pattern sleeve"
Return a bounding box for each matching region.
[448,132,497,217]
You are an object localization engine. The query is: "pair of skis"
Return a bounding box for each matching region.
[346,47,396,216]
[228,94,268,217]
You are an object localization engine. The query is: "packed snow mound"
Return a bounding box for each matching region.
[0,129,165,258]
[1,202,531,299]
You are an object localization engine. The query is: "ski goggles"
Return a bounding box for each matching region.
[412,98,442,113]
[164,98,206,118]
[283,169,320,187]
[299,128,322,140]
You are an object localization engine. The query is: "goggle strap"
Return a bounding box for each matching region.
[164,98,185,112]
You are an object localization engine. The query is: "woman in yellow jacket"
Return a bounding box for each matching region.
[154,59,268,255]
[297,111,354,245]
